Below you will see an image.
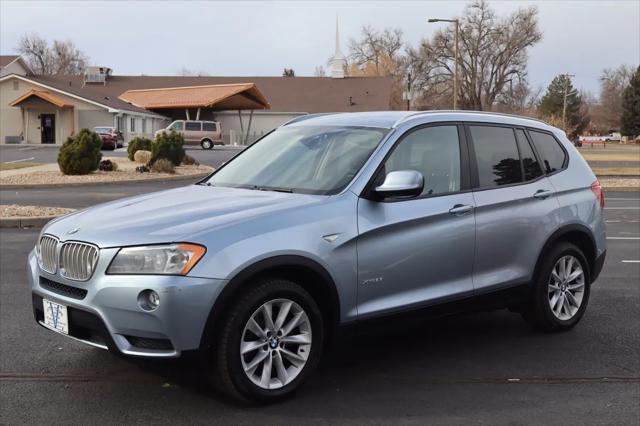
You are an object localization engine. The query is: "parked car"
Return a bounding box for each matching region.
[155,120,224,149]
[93,126,123,150]
[603,132,622,142]
[29,111,606,403]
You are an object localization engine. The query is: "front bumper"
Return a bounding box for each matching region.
[28,249,226,358]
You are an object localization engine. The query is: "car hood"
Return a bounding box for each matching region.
[44,185,325,247]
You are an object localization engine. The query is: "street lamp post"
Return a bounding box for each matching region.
[428,18,460,110]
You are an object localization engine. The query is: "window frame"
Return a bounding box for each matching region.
[524,128,569,177]
[185,121,202,131]
[361,122,471,202]
[130,117,135,133]
[202,122,217,132]
[465,122,567,192]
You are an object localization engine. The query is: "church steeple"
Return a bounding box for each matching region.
[329,15,346,78]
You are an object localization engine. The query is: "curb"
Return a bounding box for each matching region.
[0,171,212,190]
[0,216,58,229]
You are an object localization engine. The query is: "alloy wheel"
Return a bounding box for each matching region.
[548,255,585,321]
[240,298,312,390]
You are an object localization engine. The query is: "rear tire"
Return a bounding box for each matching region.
[201,139,214,150]
[212,278,324,403]
[522,242,591,332]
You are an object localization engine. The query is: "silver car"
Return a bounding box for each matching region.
[29,111,607,402]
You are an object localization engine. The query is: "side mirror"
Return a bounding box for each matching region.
[374,170,424,199]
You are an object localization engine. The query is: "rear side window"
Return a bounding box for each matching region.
[185,122,201,131]
[469,126,522,188]
[528,131,566,174]
[202,122,217,132]
[515,129,543,181]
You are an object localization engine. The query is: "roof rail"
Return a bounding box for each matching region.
[392,110,549,128]
[281,113,336,127]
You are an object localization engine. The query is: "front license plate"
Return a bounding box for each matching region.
[43,299,68,335]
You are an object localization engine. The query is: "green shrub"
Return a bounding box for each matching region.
[133,150,152,164]
[182,154,199,166]
[98,159,118,171]
[57,129,103,175]
[152,130,185,166]
[150,158,175,174]
[127,137,153,161]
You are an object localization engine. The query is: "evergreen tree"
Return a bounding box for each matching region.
[538,74,589,138]
[620,66,640,137]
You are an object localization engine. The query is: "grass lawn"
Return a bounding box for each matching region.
[578,144,640,162]
[0,162,41,171]
[592,167,640,176]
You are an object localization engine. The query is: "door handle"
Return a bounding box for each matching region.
[533,189,554,200]
[449,204,474,215]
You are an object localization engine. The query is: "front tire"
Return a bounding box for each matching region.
[201,139,214,150]
[523,242,591,332]
[214,279,324,402]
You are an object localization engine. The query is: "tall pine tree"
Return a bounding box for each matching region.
[538,74,589,138]
[620,66,640,137]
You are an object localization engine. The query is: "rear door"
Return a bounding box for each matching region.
[357,124,476,318]
[467,124,559,292]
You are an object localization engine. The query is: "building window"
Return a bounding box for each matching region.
[142,118,147,133]
[13,80,19,90]
[130,117,136,133]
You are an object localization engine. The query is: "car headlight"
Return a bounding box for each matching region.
[107,243,206,275]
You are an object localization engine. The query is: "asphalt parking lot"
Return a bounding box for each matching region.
[0,192,638,425]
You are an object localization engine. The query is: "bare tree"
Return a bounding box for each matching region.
[17,33,88,75]
[598,64,635,129]
[414,0,541,110]
[314,65,326,77]
[348,26,404,77]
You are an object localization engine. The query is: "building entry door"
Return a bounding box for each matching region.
[41,114,55,144]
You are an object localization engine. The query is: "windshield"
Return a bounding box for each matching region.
[94,127,113,134]
[206,125,387,195]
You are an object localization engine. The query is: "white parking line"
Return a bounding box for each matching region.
[607,198,640,201]
[5,157,35,163]
[607,237,640,240]
[621,260,640,263]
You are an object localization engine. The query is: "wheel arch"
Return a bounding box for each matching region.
[534,224,597,282]
[199,255,341,351]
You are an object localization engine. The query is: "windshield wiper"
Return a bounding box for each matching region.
[255,186,294,193]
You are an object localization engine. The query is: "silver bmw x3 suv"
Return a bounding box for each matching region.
[29,111,607,402]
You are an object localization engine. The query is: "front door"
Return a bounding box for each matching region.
[357,124,476,319]
[41,114,55,144]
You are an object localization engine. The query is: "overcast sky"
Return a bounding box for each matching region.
[1,0,638,95]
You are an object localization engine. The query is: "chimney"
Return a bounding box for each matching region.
[83,66,112,86]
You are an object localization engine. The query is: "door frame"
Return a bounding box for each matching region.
[360,122,473,201]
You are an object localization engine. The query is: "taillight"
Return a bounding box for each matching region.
[591,180,605,209]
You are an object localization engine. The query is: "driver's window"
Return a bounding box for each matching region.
[170,122,184,131]
[383,125,461,197]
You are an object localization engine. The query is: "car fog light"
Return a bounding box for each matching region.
[138,289,160,311]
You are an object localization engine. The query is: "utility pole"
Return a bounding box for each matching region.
[562,73,576,131]
[428,18,460,110]
[406,72,411,111]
